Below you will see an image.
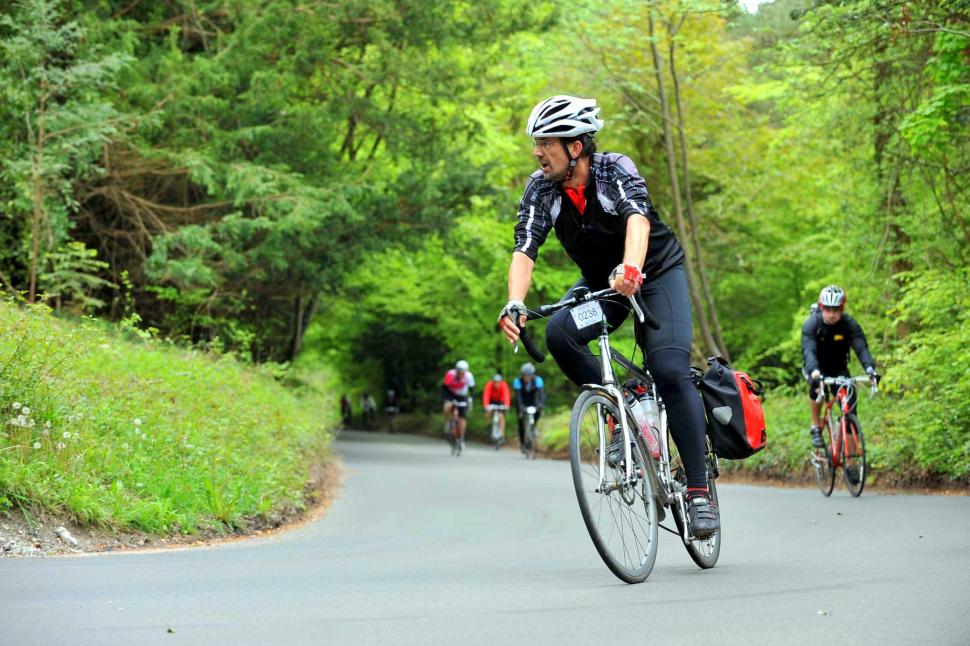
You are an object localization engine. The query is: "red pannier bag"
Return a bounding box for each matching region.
[698,357,767,459]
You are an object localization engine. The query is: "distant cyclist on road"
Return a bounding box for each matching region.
[339,394,352,429]
[443,360,475,449]
[802,285,879,449]
[513,362,545,450]
[360,392,377,429]
[482,373,511,440]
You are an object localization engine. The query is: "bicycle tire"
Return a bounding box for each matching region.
[668,434,721,569]
[445,418,458,456]
[813,417,836,497]
[569,389,658,584]
[528,422,538,460]
[842,414,866,497]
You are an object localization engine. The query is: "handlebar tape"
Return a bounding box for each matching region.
[518,326,546,363]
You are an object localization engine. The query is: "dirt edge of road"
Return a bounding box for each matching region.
[0,458,343,558]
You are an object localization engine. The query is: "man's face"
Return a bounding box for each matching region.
[533,138,571,181]
[522,373,533,383]
[821,306,843,325]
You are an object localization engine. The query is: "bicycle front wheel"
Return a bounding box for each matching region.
[813,417,836,497]
[569,389,658,584]
[842,414,866,497]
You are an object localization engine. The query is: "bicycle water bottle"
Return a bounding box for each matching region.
[625,391,660,460]
[638,390,661,460]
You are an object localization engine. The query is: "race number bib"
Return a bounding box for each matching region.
[570,300,604,330]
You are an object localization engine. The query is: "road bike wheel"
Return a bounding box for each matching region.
[445,419,458,456]
[569,389,658,584]
[813,417,836,497]
[842,414,866,497]
[528,424,538,460]
[668,434,721,569]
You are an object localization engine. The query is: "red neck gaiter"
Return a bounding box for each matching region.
[564,184,587,215]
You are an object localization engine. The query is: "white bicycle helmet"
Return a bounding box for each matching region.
[818,285,846,308]
[521,362,536,376]
[526,95,604,138]
[455,360,470,371]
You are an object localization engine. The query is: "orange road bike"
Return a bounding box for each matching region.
[811,375,877,497]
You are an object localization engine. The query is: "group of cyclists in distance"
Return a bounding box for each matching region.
[441,360,545,456]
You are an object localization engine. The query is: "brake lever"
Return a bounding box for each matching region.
[628,295,645,324]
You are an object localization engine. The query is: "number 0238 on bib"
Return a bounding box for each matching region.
[569,300,604,330]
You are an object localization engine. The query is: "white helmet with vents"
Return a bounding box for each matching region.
[526,95,604,138]
[818,285,846,308]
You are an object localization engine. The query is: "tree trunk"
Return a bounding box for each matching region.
[647,9,720,358]
[28,80,48,304]
[291,291,305,359]
[666,20,729,360]
[873,43,911,339]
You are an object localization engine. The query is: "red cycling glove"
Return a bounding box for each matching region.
[610,263,643,289]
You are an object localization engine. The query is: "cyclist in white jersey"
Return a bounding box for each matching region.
[442,360,475,447]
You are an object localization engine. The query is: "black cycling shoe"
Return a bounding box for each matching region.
[687,494,720,539]
[810,426,825,449]
[846,465,860,485]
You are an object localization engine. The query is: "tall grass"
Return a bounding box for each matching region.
[0,301,335,534]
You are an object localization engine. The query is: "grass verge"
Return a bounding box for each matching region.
[532,390,968,490]
[0,301,335,535]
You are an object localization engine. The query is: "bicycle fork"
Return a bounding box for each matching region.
[593,327,638,491]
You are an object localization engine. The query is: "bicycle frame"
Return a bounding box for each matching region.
[817,376,872,467]
[587,316,682,513]
[488,404,507,441]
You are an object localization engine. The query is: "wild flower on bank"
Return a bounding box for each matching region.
[9,414,33,428]
[32,441,41,449]
[12,402,21,410]
[63,431,71,439]
[55,442,66,451]
[134,418,142,427]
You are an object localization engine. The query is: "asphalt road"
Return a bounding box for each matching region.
[2,431,969,645]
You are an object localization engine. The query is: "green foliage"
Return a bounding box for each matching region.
[0,300,334,532]
[0,0,131,301]
[39,241,114,312]
[0,0,965,492]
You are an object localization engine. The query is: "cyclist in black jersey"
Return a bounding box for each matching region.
[497,95,718,538]
[513,362,545,449]
[802,285,879,449]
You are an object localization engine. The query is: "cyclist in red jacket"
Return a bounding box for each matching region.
[482,373,511,440]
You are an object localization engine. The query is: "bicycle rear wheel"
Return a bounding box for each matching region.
[842,414,866,497]
[569,389,658,584]
[668,434,721,569]
[813,417,836,497]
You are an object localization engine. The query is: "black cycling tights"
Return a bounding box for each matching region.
[544,270,708,489]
